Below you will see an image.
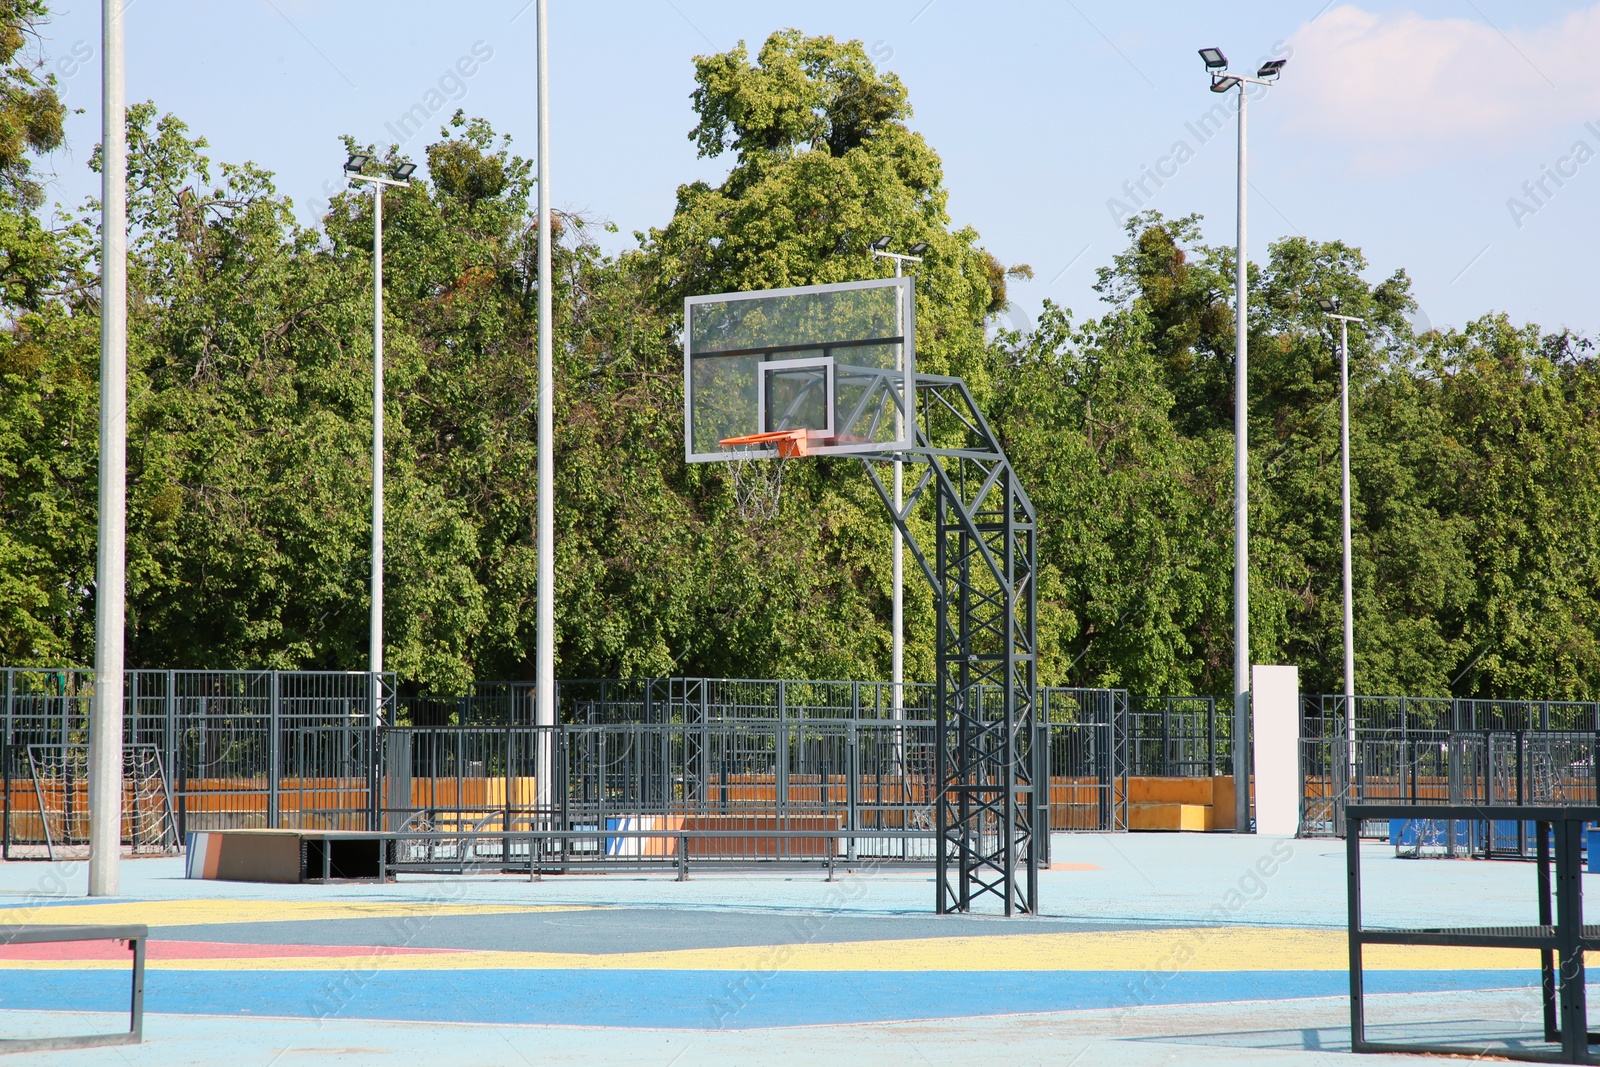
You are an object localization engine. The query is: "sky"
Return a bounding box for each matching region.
[27,0,1600,339]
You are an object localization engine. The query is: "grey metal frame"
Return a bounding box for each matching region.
[860,372,1038,915]
[0,924,145,1051]
[1346,803,1598,1062]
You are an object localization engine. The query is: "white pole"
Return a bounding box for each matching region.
[535,0,556,810]
[370,185,384,675]
[89,0,127,897]
[1231,83,1251,835]
[1339,317,1356,787]
[891,258,904,728]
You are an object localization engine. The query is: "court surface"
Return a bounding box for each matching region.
[0,832,1579,1065]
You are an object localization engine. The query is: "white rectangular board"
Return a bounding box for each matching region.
[1252,664,1301,836]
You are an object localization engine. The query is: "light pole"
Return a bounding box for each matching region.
[344,155,415,678]
[870,236,928,727]
[1199,47,1286,833]
[89,0,127,898]
[535,0,555,813]
[1318,296,1363,796]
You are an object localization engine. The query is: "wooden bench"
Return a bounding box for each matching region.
[0,923,146,1051]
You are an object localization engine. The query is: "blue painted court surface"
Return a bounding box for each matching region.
[0,834,1583,1065]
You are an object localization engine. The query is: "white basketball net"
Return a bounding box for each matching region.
[725,449,789,521]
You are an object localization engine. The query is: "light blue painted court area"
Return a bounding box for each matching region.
[0,833,1582,1065]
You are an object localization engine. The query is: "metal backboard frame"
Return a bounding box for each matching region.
[684,277,915,463]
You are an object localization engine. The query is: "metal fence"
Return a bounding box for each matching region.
[20,668,1598,857]
[2,668,394,858]
[1298,688,1600,838]
[1127,695,1226,777]
[1,670,1139,859]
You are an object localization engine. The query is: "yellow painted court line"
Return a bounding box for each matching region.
[0,927,1563,972]
[0,899,591,928]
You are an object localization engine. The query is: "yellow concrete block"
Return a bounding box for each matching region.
[1128,802,1213,831]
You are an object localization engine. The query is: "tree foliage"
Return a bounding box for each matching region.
[4,17,1600,700]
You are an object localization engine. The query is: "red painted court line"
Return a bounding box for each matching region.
[0,940,460,961]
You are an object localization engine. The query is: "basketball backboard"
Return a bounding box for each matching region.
[684,277,914,463]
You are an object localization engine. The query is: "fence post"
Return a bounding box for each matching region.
[846,720,858,863]
[1161,697,1171,777]
[776,689,788,824]
[172,671,185,842]
[267,672,280,829]
[504,722,513,868]
[1207,696,1216,776]
[2,670,8,857]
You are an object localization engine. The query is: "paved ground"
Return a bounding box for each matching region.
[0,832,1577,1064]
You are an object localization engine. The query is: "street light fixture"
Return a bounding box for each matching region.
[869,237,925,731]
[346,157,414,680]
[1318,295,1364,796]
[1198,46,1288,834]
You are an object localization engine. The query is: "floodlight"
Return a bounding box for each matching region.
[344,154,370,173]
[1256,59,1286,79]
[870,235,892,252]
[392,162,417,180]
[1318,298,1338,313]
[908,242,930,256]
[1210,75,1242,93]
[1199,47,1228,70]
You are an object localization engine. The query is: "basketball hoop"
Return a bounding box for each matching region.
[719,429,808,521]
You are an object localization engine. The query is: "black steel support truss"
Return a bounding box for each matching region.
[861,373,1038,915]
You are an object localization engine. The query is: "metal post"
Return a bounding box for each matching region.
[1346,810,1366,1050]
[89,0,128,897]
[892,257,905,730]
[268,673,280,829]
[1554,817,1587,1060]
[370,185,384,674]
[534,0,556,814]
[1339,318,1357,801]
[1536,819,1559,1041]
[1231,79,1252,836]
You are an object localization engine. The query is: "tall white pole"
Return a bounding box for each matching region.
[535,0,556,809]
[1231,83,1251,835]
[89,0,127,897]
[1339,318,1356,786]
[891,258,904,727]
[370,186,384,675]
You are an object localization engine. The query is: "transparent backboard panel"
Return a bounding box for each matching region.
[684,278,914,462]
